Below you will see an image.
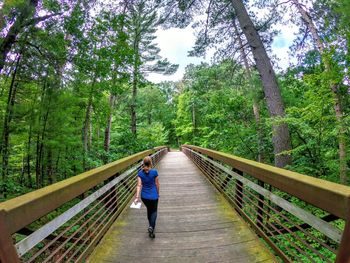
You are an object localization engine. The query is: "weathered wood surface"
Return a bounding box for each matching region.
[88,151,276,263]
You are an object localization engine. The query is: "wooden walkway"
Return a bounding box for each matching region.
[88,151,276,263]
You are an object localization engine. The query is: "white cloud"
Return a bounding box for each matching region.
[146,26,211,83]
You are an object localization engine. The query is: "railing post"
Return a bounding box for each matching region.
[221,170,232,190]
[112,172,119,210]
[233,168,244,212]
[257,180,265,229]
[336,210,350,263]
[207,156,216,182]
[196,150,203,170]
[122,168,134,196]
[0,210,20,263]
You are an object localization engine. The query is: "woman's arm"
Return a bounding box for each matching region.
[135,177,142,202]
[155,176,160,197]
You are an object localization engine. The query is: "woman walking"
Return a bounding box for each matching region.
[135,156,160,238]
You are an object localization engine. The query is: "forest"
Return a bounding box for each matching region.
[0,0,349,201]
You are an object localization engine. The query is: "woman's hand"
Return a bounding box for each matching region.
[134,196,140,204]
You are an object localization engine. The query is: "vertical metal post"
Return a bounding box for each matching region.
[221,170,232,191]
[257,180,265,229]
[122,168,133,196]
[336,210,350,263]
[197,151,203,170]
[233,168,244,212]
[201,154,207,173]
[112,172,120,210]
[0,210,20,263]
[207,156,215,181]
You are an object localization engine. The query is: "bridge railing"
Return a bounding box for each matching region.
[182,145,350,263]
[0,146,168,263]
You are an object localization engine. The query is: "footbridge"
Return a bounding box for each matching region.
[0,146,349,262]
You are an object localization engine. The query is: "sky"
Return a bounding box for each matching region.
[146,23,299,84]
[146,26,212,83]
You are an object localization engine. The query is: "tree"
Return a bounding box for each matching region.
[0,0,64,73]
[230,0,292,167]
[287,0,348,183]
[126,0,178,136]
[161,0,292,167]
[174,61,263,158]
[100,1,132,157]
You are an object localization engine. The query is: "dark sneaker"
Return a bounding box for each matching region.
[148,226,155,238]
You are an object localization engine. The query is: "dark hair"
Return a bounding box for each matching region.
[143,156,153,168]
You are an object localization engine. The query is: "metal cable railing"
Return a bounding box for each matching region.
[0,147,168,263]
[182,145,350,263]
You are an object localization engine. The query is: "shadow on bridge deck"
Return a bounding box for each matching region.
[88,151,277,263]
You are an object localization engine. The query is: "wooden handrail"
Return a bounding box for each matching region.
[182,145,350,220]
[0,147,167,235]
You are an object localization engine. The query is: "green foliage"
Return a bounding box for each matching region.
[174,61,270,161]
[1,0,27,16]
[277,48,349,181]
[0,1,349,262]
[173,53,349,183]
[138,122,169,148]
[0,0,178,199]
[0,0,348,209]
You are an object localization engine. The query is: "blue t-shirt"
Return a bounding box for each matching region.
[138,169,159,200]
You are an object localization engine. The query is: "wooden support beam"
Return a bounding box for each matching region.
[0,211,20,263]
[336,211,350,263]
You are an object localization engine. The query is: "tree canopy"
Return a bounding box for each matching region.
[0,0,349,202]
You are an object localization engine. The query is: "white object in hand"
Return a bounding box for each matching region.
[130,200,142,209]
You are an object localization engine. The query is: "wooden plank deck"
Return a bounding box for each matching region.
[88,151,277,263]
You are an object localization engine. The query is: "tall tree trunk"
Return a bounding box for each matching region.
[148,113,152,125]
[27,122,33,188]
[82,80,95,170]
[290,0,324,52]
[39,98,51,187]
[230,0,292,168]
[83,82,95,154]
[20,154,25,185]
[63,147,69,180]
[104,94,116,153]
[83,101,92,153]
[35,133,42,188]
[88,115,93,150]
[83,96,92,170]
[47,149,53,185]
[192,102,196,137]
[131,12,142,137]
[104,1,128,154]
[0,0,39,73]
[1,55,21,196]
[35,81,51,188]
[131,58,139,136]
[333,93,347,184]
[96,122,100,149]
[233,18,264,162]
[291,0,348,184]
[55,151,60,182]
[252,101,264,162]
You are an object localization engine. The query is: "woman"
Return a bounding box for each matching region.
[135,156,160,238]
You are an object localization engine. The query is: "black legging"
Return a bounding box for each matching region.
[141,198,158,229]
